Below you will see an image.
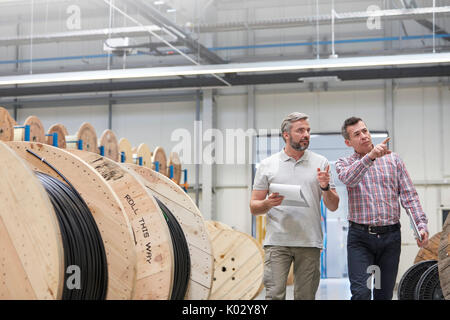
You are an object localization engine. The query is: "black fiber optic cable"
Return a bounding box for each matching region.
[27,149,107,300]
[154,197,190,300]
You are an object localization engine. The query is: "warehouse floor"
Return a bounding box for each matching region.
[254,278,399,300]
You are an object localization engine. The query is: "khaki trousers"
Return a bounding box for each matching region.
[263,245,321,300]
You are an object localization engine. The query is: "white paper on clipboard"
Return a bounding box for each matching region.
[268,183,309,207]
[405,208,422,241]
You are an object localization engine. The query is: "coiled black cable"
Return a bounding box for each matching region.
[27,149,108,300]
[154,197,190,300]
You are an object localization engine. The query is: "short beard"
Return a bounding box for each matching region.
[289,135,309,151]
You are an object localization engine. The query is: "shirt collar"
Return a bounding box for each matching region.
[281,148,310,163]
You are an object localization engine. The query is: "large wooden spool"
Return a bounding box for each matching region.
[414,232,442,264]
[46,123,68,149]
[205,221,264,300]
[0,107,16,141]
[66,122,98,154]
[167,152,182,184]
[134,143,152,168]
[6,141,136,299]
[123,164,214,300]
[0,141,64,299]
[118,138,133,164]
[14,116,45,143]
[152,146,168,177]
[438,215,450,300]
[68,149,174,300]
[98,129,119,162]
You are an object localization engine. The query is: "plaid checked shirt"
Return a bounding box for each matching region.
[335,152,428,232]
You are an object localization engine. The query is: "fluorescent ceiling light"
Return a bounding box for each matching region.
[0,53,449,86]
[298,76,341,83]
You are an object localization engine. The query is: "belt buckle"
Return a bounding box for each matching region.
[368,226,377,235]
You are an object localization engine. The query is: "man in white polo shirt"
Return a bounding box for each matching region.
[250,112,339,300]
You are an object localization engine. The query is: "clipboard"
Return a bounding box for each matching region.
[405,208,422,241]
[268,183,309,207]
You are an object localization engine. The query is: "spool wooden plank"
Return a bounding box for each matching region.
[68,149,174,300]
[208,229,264,300]
[123,164,214,300]
[99,129,119,162]
[414,232,442,264]
[438,215,450,300]
[119,138,133,163]
[0,107,16,141]
[167,151,181,184]
[0,141,64,300]
[46,123,68,149]
[14,116,45,143]
[205,220,233,232]
[134,143,152,168]
[6,141,136,300]
[152,146,168,177]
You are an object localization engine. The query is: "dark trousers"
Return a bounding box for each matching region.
[347,225,401,300]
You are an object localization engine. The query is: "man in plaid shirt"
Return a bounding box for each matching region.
[336,116,429,300]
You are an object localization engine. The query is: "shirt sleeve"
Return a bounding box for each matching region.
[335,154,374,187]
[396,155,428,233]
[252,161,269,191]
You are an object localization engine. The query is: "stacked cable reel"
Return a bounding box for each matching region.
[398,218,449,300]
[123,164,214,299]
[0,113,212,300]
[0,107,16,142]
[205,220,264,300]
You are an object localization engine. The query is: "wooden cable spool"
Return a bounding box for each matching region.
[123,164,214,300]
[0,107,16,141]
[66,122,98,153]
[14,116,45,143]
[118,138,133,163]
[414,232,442,264]
[0,141,64,300]
[67,149,174,300]
[98,129,120,162]
[134,143,152,168]
[167,151,182,184]
[152,146,168,177]
[438,214,450,300]
[6,141,136,299]
[206,225,264,300]
[46,124,68,149]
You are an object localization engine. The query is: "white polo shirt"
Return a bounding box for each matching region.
[253,149,335,248]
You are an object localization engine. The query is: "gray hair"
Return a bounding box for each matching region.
[281,112,309,141]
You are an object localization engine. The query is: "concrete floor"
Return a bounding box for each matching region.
[254,278,398,300]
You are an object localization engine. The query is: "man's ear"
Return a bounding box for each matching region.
[344,139,351,147]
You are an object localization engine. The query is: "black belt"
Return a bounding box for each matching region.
[349,221,400,234]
